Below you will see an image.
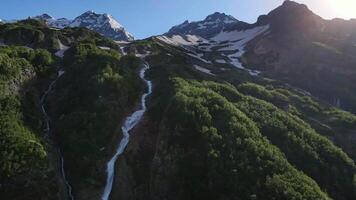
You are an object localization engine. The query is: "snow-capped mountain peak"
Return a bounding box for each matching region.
[69,11,133,41]
[204,12,237,24]
[28,11,134,41]
[166,12,249,38]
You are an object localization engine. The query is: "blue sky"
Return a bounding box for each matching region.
[0,0,354,39]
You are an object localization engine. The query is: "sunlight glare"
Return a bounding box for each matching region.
[329,0,356,19]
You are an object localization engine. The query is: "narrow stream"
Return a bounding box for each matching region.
[40,69,74,200]
[101,62,152,200]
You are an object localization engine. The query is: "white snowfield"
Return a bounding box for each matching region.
[157,35,207,46]
[157,25,270,76]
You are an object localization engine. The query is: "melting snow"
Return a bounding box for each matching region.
[55,40,70,58]
[215,59,226,64]
[158,25,269,76]
[212,25,270,70]
[136,50,152,58]
[194,65,215,75]
[246,69,261,76]
[212,25,270,50]
[157,35,207,46]
[186,53,211,63]
[99,46,111,50]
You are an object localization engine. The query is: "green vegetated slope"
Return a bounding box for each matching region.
[0,20,143,199]
[52,41,142,195]
[0,19,119,52]
[0,45,58,198]
[134,39,356,200]
[0,18,355,200]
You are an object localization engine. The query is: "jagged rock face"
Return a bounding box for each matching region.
[166,12,250,38]
[32,11,134,41]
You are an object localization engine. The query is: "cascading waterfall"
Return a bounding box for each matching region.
[101,63,152,200]
[40,69,74,200]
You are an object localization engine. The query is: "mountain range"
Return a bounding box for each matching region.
[159,0,356,113]
[0,1,355,200]
[33,11,134,41]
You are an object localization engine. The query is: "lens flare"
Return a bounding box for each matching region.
[329,0,356,19]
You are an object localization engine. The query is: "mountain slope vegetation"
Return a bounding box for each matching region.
[0,20,143,199]
[0,1,356,200]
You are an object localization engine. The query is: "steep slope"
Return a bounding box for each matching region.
[0,19,142,199]
[243,0,356,113]
[1,1,356,200]
[0,23,61,199]
[160,1,356,115]
[110,39,355,200]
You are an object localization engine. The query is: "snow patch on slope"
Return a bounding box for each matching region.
[194,65,215,75]
[215,59,226,64]
[158,25,269,76]
[55,40,69,58]
[157,35,207,46]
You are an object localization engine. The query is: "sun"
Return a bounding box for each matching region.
[328,0,356,19]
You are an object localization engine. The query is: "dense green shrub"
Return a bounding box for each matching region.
[0,44,55,198]
[152,78,330,200]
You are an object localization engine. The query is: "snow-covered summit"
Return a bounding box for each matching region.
[69,11,133,41]
[29,11,133,41]
[166,12,250,38]
[204,12,237,24]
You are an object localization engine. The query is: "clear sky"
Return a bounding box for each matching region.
[1,0,355,39]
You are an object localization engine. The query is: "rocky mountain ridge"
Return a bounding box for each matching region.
[160,0,356,114]
[33,11,134,41]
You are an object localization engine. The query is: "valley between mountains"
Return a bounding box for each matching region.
[0,1,355,200]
